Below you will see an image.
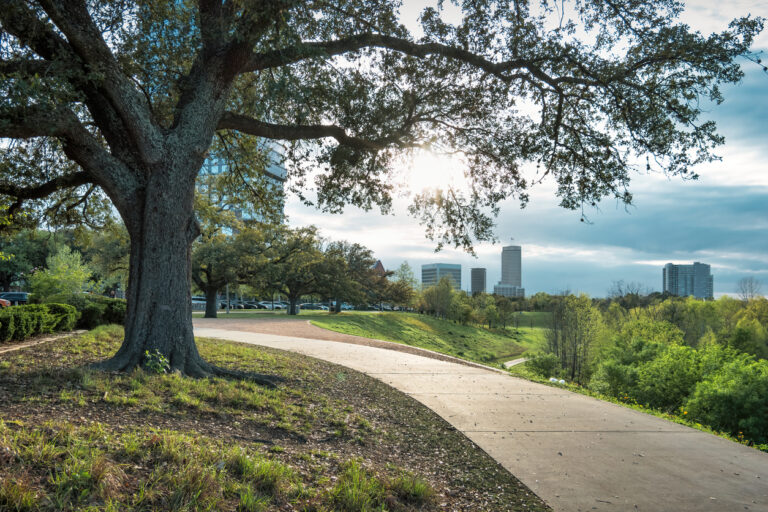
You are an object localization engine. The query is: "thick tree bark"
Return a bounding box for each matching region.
[204,286,218,318]
[94,167,205,374]
[93,162,277,386]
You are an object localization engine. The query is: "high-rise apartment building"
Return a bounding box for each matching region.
[494,245,525,297]
[663,262,713,299]
[471,268,487,295]
[421,263,462,289]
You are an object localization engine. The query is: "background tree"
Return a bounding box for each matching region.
[0,1,761,376]
[547,294,604,384]
[28,246,92,299]
[191,233,242,318]
[0,229,59,291]
[80,220,130,296]
[323,241,378,313]
[389,261,418,309]
[421,277,455,320]
[737,276,764,301]
[240,226,323,315]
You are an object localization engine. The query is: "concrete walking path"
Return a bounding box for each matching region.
[503,357,528,368]
[194,326,768,512]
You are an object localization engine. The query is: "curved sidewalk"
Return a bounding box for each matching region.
[194,326,768,512]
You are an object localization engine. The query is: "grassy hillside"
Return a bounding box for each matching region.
[310,312,549,366]
[0,326,549,511]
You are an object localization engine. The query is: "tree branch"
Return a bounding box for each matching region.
[0,172,92,201]
[35,0,163,163]
[244,33,590,91]
[0,58,52,76]
[217,112,389,150]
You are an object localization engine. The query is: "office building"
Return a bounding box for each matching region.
[422,263,461,289]
[471,268,487,295]
[663,262,713,299]
[494,245,525,297]
[199,145,287,223]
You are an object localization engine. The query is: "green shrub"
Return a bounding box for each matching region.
[634,344,701,411]
[0,304,80,343]
[0,313,14,342]
[589,360,638,397]
[685,357,768,444]
[44,303,78,331]
[43,293,126,328]
[526,352,561,378]
[143,350,170,374]
[80,301,107,329]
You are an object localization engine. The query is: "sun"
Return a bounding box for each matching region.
[402,150,470,194]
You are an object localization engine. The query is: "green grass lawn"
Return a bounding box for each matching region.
[310,312,549,366]
[193,308,550,366]
[0,326,550,512]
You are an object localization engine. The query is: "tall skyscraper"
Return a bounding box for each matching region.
[663,262,713,299]
[494,245,525,297]
[421,263,462,289]
[471,268,487,295]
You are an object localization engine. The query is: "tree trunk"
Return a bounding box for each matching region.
[334,297,342,313]
[93,165,276,386]
[288,296,299,315]
[204,286,218,318]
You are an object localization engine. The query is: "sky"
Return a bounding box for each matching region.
[285,0,768,298]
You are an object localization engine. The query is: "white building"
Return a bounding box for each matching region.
[494,245,525,298]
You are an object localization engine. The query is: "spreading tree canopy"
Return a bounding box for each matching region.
[0,0,762,377]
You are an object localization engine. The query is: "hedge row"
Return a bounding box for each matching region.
[0,303,78,343]
[42,293,126,329]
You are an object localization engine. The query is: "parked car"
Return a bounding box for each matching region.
[242,302,267,309]
[300,303,328,310]
[0,298,10,308]
[0,292,29,306]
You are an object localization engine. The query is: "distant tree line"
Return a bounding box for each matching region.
[191,224,411,317]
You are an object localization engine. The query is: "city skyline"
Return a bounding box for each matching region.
[284,0,768,298]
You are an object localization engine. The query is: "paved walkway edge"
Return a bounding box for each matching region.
[0,330,87,355]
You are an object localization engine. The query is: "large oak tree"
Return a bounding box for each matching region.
[0,0,762,377]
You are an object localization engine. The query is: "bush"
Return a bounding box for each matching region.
[685,357,768,444]
[42,293,126,328]
[526,353,561,378]
[0,303,78,343]
[43,303,78,331]
[634,344,701,411]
